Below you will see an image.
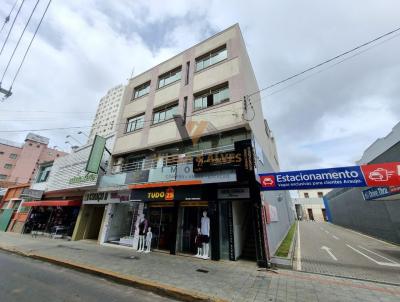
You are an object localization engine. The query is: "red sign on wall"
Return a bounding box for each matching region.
[361,162,400,187]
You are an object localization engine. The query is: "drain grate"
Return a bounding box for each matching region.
[196,269,209,273]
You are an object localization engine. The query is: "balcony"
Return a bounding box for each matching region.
[99,144,236,190]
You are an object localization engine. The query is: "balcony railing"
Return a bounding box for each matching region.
[110,144,235,174]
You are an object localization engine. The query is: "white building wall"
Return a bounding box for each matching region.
[89,85,125,142]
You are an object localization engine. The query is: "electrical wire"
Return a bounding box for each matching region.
[0,103,245,133]
[0,0,26,57]
[1,0,41,83]
[9,0,53,90]
[0,0,19,34]
[247,25,400,98]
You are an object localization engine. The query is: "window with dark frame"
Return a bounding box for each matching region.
[185,61,190,85]
[126,114,145,133]
[133,81,150,99]
[37,165,52,183]
[152,102,179,125]
[195,45,227,72]
[304,193,309,198]
[158,67,182,88]
[4,163,12,169]
[9,153,17,159]
[193,84,229,111]
[317,192,324,198]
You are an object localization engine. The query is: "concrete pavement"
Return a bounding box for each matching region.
[0,250,177,302]
[295,221,400,284]
[1,231,400,301]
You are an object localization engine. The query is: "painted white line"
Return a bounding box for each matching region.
[321,246,337,261]
[346,244,400,267]
[325,230,330,234]
[358,246,398,264]
[332,235,340,240]
[296,222,302,270]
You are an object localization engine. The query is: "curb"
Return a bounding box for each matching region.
[0,245,228,302]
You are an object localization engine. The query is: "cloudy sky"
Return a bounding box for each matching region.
[0,0,399,171]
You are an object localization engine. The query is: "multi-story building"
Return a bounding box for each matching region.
[96,24,294,266]
[88,84,125,142]
[0,133,67,185]
[293,189,330,221]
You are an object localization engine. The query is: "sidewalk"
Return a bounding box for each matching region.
[1,232,400,302]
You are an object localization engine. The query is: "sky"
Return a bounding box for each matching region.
[0,0,399,171]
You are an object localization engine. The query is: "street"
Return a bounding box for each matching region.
[0,250,176,302]
[295,221,400,284]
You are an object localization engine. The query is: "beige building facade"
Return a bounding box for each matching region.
[294,189,331,222]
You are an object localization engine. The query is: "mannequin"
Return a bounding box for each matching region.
[194,227,203,257]
[200,210,210,259]
[144,227,153,253]
[136,214,148,252]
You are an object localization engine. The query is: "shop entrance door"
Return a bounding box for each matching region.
[84,205,105,240]
[148,205,174,251]
[177,202,209,255]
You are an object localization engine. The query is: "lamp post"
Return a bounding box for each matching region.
[66,135,82,145]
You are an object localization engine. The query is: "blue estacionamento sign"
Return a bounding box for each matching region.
[259,166,367,191]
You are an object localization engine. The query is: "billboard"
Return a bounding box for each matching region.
[85,135,106,174]
[260,162,400,191]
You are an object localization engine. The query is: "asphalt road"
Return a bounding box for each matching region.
[295,221,400,284]
[0,251,177,302]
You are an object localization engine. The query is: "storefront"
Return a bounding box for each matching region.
[22,199,81,237]
[127,183,253,261]
[73,190,131,242]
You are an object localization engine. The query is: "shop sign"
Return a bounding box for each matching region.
[125,170,149,184]
[260,162,400,191]
[176,163,236,183]
[20,188,44,200]
[69,173,97,185]
[193,139,254,174]
[227,201,235,261]
[218,188,250,199]
[362,186,400,201]
[130,187,201,202]
[83,191,130,204]
[85,135,106,174]
[148,166,176,183]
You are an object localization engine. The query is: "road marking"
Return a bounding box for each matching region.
[325,230,330,234]
[296,221,302,270]
[358,246,398,264]
[332,235,339,240]
[346,244,400,267]
[321,246,337,261]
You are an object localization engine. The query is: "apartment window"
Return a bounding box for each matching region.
[317,192,324,198]
[304,193,309,198]
[185,61,190,85]
[158,67,181,88]
[123,156,145,172]
[0,174,7,180]
[4,163,12,169]
[126,114,145,133]
[9,153,17,159]
[196,45,227,72]
[37,165,52,183]
[0,151,4,155]
[153,103,178,124]
[194,84,229,111]
[133,82,150,99]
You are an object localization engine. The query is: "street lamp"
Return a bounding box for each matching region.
[77,131,89,138]
[66,135,82,145]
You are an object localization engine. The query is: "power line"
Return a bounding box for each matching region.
[0,0,19,34]
[1,0,41,83]
[0,103,244,133]
[0,0,26,57]
[9,0,53,90]
[248,25,400,98]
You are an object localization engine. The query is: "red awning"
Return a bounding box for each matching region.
[22,200,82,207]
